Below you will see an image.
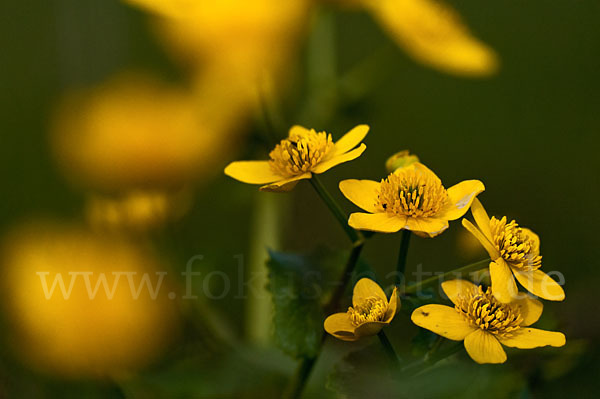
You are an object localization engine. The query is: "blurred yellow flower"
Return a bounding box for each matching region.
[462,199,565,302]
[359,0,499,76]
[85,189,192,232]
[51,74,238,190]
[340,162,484,236]
[412,280,565,364]
[126,0,309,104]
[225,125,369,192]
[1,223,178,378]
[324,278,399,341]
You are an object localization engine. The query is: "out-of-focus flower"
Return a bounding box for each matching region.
[412,280,565,364]
[1,223,179,378]
[85,189,192,232]
[356,0,499,76]
[324,278,398,341]
[225,125,369,192]
[125,0,309,105]
[51,74,239,190]
[340,162,484,237]
[385,150,420,173]
[462,199,565,302]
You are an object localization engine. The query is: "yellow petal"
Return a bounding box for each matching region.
[339,179,380,213]
[499,328,565,349]
[259,172,311,192]
[464,329,507,364]
[438,180,485,221]
[411,162,442,184]
[289,125,311,137]
[355,321,387,337]
[324,313,358,342]
[348,212,406,233]
[512,295,543,327]
[513,269,565,301]
[384,287,399,322]
[363,0,499,77]
[490,260,519,303]
[331,124,369,157]
[441,279,478,306]
[405,217,449,237]
[224,160,282,184]
[353,278,387,307]
[461,218,500,259]
[411,304,475,341]
[470,198,493,241]
[312,144,366,174]
[521,228,540,255]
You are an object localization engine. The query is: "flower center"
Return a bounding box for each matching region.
[347,297,387,326]
[376,168,448,217]
[455,286,523,337]
[268,129,334,177]
[490,216,542,271]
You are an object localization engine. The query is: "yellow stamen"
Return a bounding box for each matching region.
[376,168,448,217]
[347,297,387,326]
[268,129,334,177]
[455,286,522,337]
[490,217,542,271]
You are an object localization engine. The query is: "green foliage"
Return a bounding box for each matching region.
[266,247,348,359]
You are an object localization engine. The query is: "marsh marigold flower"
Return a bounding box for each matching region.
[324,278,398,341]
[224,125,369,192]
[340,162,484,237]
[462,199,565,302]
[412,280,565,364]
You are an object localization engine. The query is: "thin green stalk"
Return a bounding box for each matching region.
[404,258,490,295]
[310,175,362,244]
[378,330,400,367]
[283,356,318,399]
[395,230,411,286]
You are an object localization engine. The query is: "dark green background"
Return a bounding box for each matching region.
[1,0,598,397]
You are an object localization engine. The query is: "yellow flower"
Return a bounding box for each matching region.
[324,278,399,341]
[51,73,238,190]
[224,125,369,192]
[359,0,499,77]
[412,280,565,364]
[462,199,565,302]
[340,162,484,237]
[1,223,178,377]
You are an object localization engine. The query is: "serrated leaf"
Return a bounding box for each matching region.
[266,247,348,359]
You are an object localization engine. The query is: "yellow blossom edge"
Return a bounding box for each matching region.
[362,0,499,77]
[224,125,369,193]
[461,198,565,302]
[411,279,565,364]
[324,278,399,341]
[341,162,484,237]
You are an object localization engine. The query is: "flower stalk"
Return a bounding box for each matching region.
[395,230,411,286]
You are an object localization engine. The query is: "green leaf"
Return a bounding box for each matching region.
[266,247,348,359]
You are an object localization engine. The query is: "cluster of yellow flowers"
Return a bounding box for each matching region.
[225,124,565,364]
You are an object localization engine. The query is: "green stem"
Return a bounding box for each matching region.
[395,230,411,286]
[403,258,490,295]
[283,356,318,399]
[310,175,362,244]
[327,241,365,313]
[377,330,400,366]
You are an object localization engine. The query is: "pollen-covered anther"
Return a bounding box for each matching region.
[490,217,542,271]
[376,168,448,217]
[268,129,334,177]
[347,297,387,326]
[456,286,523,337]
